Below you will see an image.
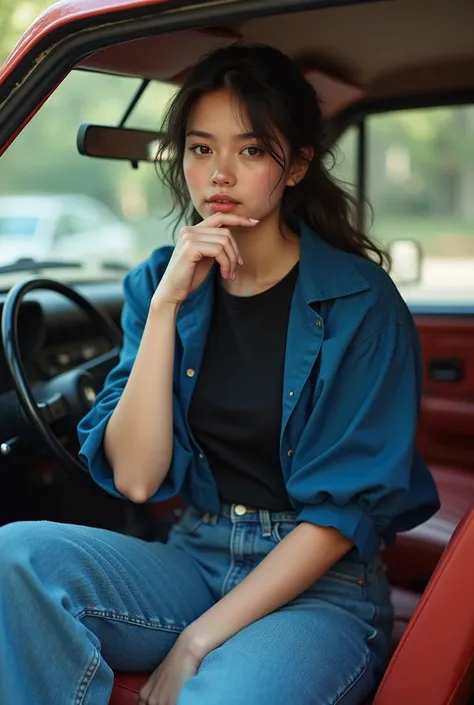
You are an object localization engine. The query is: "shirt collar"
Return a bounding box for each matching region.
[295,217,370,303]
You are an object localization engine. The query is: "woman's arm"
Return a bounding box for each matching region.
[104,299,179,502]
[183,522,353,658]
[96,213,253,502]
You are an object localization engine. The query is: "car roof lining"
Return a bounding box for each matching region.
[74,0,474,105]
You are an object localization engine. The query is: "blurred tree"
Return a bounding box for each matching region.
[0,0,52,63]
[369,106,474,222]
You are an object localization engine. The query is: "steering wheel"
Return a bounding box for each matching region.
[1,278,123,482]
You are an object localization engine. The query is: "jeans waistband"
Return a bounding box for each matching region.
[221,503,297,522]
[188,503,297,538]
[187,504,382,566]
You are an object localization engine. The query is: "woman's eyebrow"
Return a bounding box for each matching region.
[186,130,257,140]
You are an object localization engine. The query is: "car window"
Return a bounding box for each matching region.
[334,105,474,305]
[0,69,178,284]
[0,216,39,238]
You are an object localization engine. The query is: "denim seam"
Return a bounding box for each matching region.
[221,521,238,598]
[332,647,373,705]
[77,608,186,633]
[74,647,100,705]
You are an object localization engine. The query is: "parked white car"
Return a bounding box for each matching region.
[0,194,135,266]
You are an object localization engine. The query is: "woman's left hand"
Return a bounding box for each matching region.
[138,632,204,705]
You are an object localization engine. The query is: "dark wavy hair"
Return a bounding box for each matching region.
[156,43,388,267]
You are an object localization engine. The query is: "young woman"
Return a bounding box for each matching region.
[0,44,439,705]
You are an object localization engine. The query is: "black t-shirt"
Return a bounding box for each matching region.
[188,263,299,511]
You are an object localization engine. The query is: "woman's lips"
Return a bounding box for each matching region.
[206,200,240,213]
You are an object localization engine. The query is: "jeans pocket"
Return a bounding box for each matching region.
[325,565,367,586]
[315,559,369,602]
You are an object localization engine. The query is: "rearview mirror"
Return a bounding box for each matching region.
[388,239,422,285]
[77,123,166,164]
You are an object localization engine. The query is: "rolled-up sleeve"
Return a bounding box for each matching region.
[77,251,192,501]
[287,321,439,562]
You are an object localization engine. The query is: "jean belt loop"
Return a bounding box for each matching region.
[259,509,272,537]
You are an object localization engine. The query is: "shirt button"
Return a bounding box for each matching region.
[316,320,322,327]
[287,449,294,457]
[289,391,294,397]
[234,504,247,516]
[198,453,204,461]
[186,368,195,378]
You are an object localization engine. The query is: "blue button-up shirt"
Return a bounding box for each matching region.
[78,218,440,562]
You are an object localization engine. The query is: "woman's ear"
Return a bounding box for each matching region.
[286,146,314,187]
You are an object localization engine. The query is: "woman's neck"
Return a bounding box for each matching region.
[223,214,300,296]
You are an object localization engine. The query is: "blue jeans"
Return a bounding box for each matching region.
[0,504,393,704]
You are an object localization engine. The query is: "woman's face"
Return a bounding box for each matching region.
[183,90,294,223]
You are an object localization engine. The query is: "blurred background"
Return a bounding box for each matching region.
[1,1,473,301]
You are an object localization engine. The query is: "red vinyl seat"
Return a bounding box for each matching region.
[371,501,474,705]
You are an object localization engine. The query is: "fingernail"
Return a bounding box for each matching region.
[232,272,236,281]
[238,255,244,265]
[248,218,259,223]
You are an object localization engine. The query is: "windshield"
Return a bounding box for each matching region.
[0,69,178,287]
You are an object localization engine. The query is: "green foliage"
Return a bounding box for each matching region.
[0,0,53,64]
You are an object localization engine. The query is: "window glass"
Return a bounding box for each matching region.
[0,216,39,238]
[0,69,177,285]
[334,106,474,305]
[367,105,474,304]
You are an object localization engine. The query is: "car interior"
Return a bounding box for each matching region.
[0,0,473,703]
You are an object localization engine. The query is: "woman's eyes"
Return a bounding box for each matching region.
[188,145,265,158]
[189,145,212,156]
[241,146,265,157]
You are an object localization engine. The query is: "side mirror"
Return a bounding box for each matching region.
[388,239,422,285]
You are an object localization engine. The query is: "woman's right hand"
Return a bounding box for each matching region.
[152,213,258,307]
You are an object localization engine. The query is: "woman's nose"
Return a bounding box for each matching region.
[210,162,236,187]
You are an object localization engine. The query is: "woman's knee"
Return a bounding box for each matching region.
[1,519,67,556]
[1,519,52,557]
[0,520,79,592]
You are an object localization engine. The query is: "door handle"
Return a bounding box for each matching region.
[428,357,464,382]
